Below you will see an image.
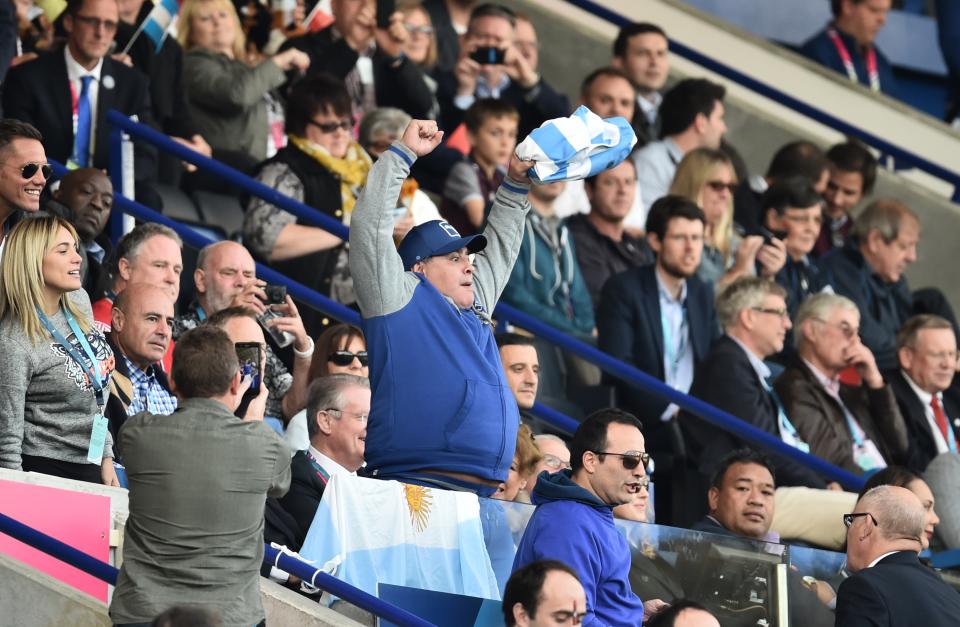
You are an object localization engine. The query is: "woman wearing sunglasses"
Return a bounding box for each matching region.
[669,148,785,291]
[283,323,368,454]
[0,216,118,486]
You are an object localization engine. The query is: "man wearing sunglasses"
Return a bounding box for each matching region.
[837,484,960,626]
[513,409,667,625]
[0,120,48,238]
[174,241,313,426]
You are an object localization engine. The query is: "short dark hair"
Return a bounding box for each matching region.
[464,98,519,133]
[570,408,643,474]
[760,176,822,218]
[468,3,516,31]
[831,0,866,18]
[583,157,635,190]
[0,119,43,155]
[858,465,922,500]
[151,605,222,627]
[765,140,827,184]
[204,305,257,330]
[63,0,89,17]
[171,326,239,399]
[826,140,877,195]
[502,560,581,627]
[645,599,713,627]
[644,194,706,241]
[659,78,725,139]
[612,22,667,58]
[285,73,353,137]
[579,66,635,100]
[710,449,776,490]
[495,332,535,349]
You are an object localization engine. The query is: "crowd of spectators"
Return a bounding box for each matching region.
[2,0,960,624]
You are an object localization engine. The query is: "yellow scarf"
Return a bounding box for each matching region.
[289,134,372,218]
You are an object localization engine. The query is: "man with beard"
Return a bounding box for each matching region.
[597,195,719,429]
[173,241,312,424]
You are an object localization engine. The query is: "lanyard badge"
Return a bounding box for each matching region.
[827,28,880,92]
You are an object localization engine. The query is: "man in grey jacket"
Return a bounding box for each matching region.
[110,325,291,627]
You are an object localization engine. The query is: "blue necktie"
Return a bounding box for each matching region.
[73,75,94,168]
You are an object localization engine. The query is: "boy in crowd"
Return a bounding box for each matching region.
[441,98,519,234]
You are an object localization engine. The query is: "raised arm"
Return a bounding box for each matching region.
[349,120,444,318]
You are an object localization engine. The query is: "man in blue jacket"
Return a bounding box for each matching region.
[513,409,665,625]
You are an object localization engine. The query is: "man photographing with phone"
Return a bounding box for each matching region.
[173,241,314,424]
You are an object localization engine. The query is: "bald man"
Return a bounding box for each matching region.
[47,167,114,293]
[836,485,960,626]
[107,283,177,441]
[173,241,312,423]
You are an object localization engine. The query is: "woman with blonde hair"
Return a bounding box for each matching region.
[494,424,543,503]
[670,148,785,290]
[179,0,311,163]
[0,216,118,485]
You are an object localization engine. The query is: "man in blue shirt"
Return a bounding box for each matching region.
[800,0,897,97]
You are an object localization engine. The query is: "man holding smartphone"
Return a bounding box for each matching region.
[173,241,314,424]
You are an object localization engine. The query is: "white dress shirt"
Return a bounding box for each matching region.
[64,46,104,163]
[637,92,662,126]
[902,371,951,455]
[632,137,685,213]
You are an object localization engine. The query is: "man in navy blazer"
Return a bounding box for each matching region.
[836,484,960,626]
[597,195,718,429]
[1,0,158,203]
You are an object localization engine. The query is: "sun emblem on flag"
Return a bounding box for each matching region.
[404,484,433,533]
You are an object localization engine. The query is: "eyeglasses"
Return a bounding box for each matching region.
[542,454,571,470]
[73,14,118,32]
[323,407,369,423]
[307,119,353,134]
[7,162,53,180]
[404,24,435,36]
[842,512,878,528]
[705,180,737,193]
[328,350,369,367]
[751,306,789,320]
[592,450,650,470]
[813,318,859,340]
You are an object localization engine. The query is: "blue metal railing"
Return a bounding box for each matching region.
[562,0,960,194]
[105,113,864,491]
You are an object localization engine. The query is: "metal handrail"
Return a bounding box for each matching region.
[104,113,865,491]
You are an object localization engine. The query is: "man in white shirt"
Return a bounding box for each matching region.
[888,314,960,472]
[612,22,670,149]
[632,78,727,212]
[279,374,370,545]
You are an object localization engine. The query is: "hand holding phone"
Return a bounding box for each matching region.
[236,342,263,401]
[470,46,506,65]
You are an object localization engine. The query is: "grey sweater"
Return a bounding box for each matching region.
[0,289,114,468]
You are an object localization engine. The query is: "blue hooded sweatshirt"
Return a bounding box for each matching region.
[512,470,645,626]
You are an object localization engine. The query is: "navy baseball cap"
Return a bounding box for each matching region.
[398,220,487,270]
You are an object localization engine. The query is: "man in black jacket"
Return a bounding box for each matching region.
[279,374,370,545]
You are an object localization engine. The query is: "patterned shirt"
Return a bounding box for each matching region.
[173,307,293,420]
[124,355,178,417]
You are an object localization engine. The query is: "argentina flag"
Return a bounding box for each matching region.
[142,0,181,51]
[299,474,501,602]
[515,105,637,184]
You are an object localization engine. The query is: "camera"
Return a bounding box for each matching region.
[257,284,294,348]
[263,284,287,305]
[470,46,506,65]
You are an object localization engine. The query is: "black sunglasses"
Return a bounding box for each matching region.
[18,163,53,180]
[307,119,353,134]
[328,350,368,367]
[592,450,650,470]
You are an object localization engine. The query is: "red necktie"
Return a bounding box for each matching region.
[930,396,950,442]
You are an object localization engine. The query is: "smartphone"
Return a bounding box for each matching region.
[263,284,287,305]
[236,342,263,401]
[759,226,787,246]
[377,0,395,29]
[470,46,506,65]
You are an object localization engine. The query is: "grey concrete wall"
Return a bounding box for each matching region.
[0,553,111,627]
[261,578,370,627]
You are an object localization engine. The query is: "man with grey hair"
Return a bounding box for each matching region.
[92,222,183,372]
[681,277,828,489]
[821,198,958,370]
[774,293,908,475]
[279,374,370,545]
[836,484,960,625]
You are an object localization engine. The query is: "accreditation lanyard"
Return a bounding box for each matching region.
[827,28,879,92]
[37,306,109,463]
[69,81,79,137]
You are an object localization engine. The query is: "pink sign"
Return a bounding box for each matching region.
[0,479,112,602]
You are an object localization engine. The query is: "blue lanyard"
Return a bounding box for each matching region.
[36,306,105,409]
[196,305,206,321]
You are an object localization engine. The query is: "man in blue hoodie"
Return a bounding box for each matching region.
[513,408,665,625]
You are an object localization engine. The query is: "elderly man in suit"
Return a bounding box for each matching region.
[774,293,908,475]
[836,484,960,626]
[279,374,370,546]
[887,315,960,472]
[2,0,159,207]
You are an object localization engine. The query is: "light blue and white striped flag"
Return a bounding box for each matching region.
[299,474,501,601]
[515,105,637,184]
[142,0,180,51]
